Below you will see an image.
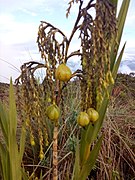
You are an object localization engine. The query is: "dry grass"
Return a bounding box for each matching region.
[0,74,135,179]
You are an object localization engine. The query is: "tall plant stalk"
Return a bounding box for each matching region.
[53,125,58,180]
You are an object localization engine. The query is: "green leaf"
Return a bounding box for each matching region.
[0,101,8,144]
[9,78,17,136]
[80,129,87,164]
[21,167,28,180]
[85,122,95,144]
[19,123,26,163]
[112,42,126,79]
[0,141,8,180]
[79,136,103,180]
[110,0,130,70]
[86,99,108,144]
[8,79,20,180]
[72,137,80,180]
[0,79,26,180]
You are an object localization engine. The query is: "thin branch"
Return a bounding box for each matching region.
[65,0,83,61]
[66,50,82,60]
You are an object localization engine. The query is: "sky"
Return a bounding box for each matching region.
[0,0,135,83]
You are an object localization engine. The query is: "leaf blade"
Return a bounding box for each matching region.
[79,136,103,180]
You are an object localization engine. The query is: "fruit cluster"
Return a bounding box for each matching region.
[46,63,99,128]
[77,108,99,127]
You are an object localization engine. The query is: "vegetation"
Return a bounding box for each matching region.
[0,0,134,180]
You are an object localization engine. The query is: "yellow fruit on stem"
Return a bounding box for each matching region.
[30,139,35,146]
[46,104,60,121]
[39,152,44,160]
[77,112,90,127]
[55,63,72,82]
[87,108,99,122]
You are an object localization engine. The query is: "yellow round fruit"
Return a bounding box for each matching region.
[87,108,99,122]
[30,139,35,146]
[46,104,60,121]
[39,152,44,160]
[77,112,90,127]
[55,63,72,82]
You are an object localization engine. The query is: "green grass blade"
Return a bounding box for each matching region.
[79,135,103,180]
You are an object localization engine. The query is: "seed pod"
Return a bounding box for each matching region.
[30,139,35,146]
[96,92,103,104]
[39,151,44,160]
[106,71,114,85]
[46,104,60,121]
[55,63,72,82]
[77,112,90,127]
[87,108,99,122]
[102,81,108,89]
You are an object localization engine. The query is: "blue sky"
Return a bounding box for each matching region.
[0,0,135,82]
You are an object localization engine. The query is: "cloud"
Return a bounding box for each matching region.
[0,14,38,45]
[18,8,37,17]
[119,64,135,74]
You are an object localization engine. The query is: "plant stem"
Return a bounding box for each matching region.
[53,125,58,180]
[65,1,83,62]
